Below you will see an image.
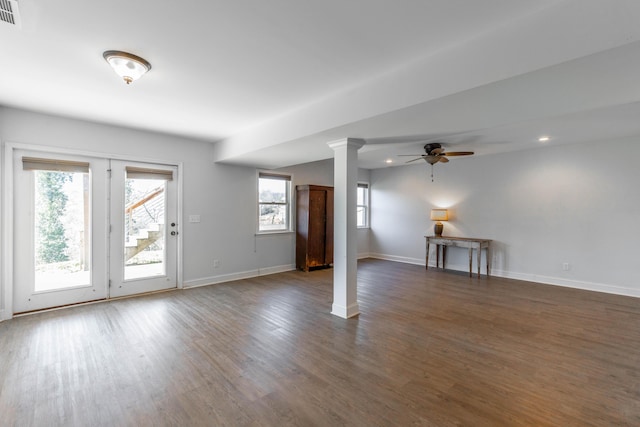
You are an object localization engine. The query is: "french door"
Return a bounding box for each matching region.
[108,160,177,298]
[12,151,178,313]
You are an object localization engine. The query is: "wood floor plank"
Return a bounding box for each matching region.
[1,259,640,426]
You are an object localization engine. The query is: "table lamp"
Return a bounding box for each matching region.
[430,208,448,236]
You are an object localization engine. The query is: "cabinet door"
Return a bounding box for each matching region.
[295,189,309,270]
[324,188,334,264]
[307,189,327,267]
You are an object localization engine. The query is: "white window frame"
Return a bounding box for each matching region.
[357,182,370,229]
[257,171,293,234]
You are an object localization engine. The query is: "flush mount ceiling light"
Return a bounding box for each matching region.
[103,50,151,85]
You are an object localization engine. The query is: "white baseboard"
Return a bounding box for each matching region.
[490,268,640,299]
[0,309,7,322]
[258,264,296,276]
[331,302,360,319]
[366,254,640,299]
[357,252,371,260]
[183,264,296,289]
[368,253,424,266]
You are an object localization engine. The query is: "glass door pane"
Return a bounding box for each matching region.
[124,177,166,280]
[34,170,91,291]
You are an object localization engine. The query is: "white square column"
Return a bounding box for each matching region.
[328,138,365,318]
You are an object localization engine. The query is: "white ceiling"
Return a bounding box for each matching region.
[2,0,640,169]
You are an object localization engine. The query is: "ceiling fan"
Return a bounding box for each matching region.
[399,143,474,181]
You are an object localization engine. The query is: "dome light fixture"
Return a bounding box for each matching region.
[103,50,151,85]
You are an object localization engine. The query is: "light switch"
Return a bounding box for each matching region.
[188,215,201,223]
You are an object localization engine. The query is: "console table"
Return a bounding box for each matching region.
[425,236,492,277]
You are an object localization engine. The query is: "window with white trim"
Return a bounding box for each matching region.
[357,182,369,228]
[258,172,292,232]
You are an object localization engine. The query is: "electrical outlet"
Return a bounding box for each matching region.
[213,259,220,268]
[562,262,570,271]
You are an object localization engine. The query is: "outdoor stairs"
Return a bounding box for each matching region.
[125,223,163,261]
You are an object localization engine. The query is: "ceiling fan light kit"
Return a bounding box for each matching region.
[103,50,152,84]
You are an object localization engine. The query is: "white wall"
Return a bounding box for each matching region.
[370,137,640,298]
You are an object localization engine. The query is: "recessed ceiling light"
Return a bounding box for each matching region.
[538,136,551,142]
[385,159,393,164]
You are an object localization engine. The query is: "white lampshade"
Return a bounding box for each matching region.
[103,50,151,84]
[430,208,448,221]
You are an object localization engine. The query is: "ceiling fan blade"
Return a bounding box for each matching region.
[443,151,474,156]
[398,154,427,157]
[405,157,424,163]
[430,147,445,155]
[439,156,449,163]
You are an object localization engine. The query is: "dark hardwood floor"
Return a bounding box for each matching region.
[1,259,639,426]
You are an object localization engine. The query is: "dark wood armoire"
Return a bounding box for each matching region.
[296,185,334,271]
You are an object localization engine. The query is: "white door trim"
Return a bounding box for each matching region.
[2,142,183,319]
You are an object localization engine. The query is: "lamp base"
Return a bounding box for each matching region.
[434,222,443,236]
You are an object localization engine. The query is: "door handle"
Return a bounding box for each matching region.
[171,231,178,236]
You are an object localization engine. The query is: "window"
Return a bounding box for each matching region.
[357,182,369,228]
[258,172,292,232]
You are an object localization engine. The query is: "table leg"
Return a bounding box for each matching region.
[436,245,440,268]
[425,242,429,270]
[443,246,447,269]
[486,246,490,276]
[468,248,472,277]
[477,245,481,278]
